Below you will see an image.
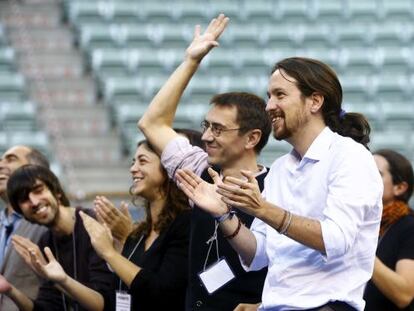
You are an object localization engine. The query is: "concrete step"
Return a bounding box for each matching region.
[0,4,62,28]
[29,77,97,106]
[8,28,74,52]
[18,51,84,79]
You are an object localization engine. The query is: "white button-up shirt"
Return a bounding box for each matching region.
[246,127,383,311]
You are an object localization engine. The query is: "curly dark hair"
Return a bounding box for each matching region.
[130,140,189,237]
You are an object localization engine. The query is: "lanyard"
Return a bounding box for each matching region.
[53,230,77,311]
[203,221,220,271]
[118,235,144,291]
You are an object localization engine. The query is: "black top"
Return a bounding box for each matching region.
[33,208,113,311]
[186,167,268,311]
[104,209,190,311]
[364,215,414,311]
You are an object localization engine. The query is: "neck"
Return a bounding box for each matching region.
[52,206,76,236]
[221,153,260,179]
[288,121,326,158]
[149,196,165,229]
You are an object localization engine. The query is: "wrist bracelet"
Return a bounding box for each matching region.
[214,209,235,223]
[279,211,292,235]
[223,216,242,240]
[277,210,288,231]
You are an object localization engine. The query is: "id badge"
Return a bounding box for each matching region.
[198,258,235,294]
[116,291,131,311]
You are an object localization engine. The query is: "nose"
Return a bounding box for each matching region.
[130,161,139,174]
[201,127,214,142]
[266,98,276,112]
[28,192,41,207]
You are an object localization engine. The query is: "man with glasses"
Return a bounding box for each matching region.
[138,14,271,310]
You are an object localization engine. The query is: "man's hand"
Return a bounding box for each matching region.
[94,195,132,248]
[185,13,229,63]
[80,211,115,261]
[12,235,47,271]
[29,247,67,283]
[0,274,12,293]
[217,170,265,217]
[176,167,229,217]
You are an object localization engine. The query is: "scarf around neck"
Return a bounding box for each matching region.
[380,200,412,237]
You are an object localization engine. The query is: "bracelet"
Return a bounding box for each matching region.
[223,216,242,240]
[214,207,235,223]
[279,211,292,235]
[277,210,288,231]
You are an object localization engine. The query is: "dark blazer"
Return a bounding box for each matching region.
[0,218,46,311]
[186,167,268,311]
[104,209,191,311]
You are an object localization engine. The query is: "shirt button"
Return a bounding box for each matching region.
[196,300,203,307]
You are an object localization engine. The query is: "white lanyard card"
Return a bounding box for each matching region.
[116,291,131,311]
[198,257,235,294]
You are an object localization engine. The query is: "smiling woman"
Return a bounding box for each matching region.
[83,139,191,311]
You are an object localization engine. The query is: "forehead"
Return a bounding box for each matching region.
[374,155,390,172]
[205,104,238,126]
[2,146,31,160]
[268,69,299,92]
[135,144,158,159]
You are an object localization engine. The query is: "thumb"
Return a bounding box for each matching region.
[240,169,256,183]
[208,167,221,184]
[43,247,56,263]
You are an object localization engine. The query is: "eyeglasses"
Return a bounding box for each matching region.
[200,120,242,137]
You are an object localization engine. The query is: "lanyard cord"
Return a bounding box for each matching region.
[118,235,144,291]
[203,221,220,271]
[53,229,77,311]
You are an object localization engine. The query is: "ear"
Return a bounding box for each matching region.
[393,181,408,198]
[245,129,262,151]
[310,92,324,114]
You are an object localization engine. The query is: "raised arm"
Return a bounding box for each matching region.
[138,14,229,156]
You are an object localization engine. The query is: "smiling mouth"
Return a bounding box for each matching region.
[33,205,48,216]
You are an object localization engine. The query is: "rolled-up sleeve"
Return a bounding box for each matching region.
[161,136,209,181]
[241,217,269,272]
[320,147,383,261]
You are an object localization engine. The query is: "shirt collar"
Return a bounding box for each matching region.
[302,127,334,162]
[0,208,22,225]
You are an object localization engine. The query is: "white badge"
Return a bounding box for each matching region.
[116,291,131,311]
[198,258,235,294]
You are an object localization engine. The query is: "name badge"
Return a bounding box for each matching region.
[198,258,235,294]
[116,291,131,311]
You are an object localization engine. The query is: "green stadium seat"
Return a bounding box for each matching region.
[0,101,37,131]
[0,74,26,102]
[345,0,379,22]
[102,76,145,104]
[91,48,130,77]
[381,101,414,130]
[341,75,370,103]
[278,0,312,21]
[8,131,50,157]
[334,24,371,48]
[243,1,275,23]
[0,25,7,46]
[370,130,410,155]
[380,0,413,22]
[372,74,408,102]
[315,0,344,22]
[299,25,333,49]
[140,2,174,23]
[338,48,376,75]
[0,47,16,73]
[0,131,7,155]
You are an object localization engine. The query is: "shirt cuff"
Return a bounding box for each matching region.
[320,218,347,261]
[240,230,268,272]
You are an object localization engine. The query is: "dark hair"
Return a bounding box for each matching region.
[7,164,70,214]
[130,140,189,237]
[209,92,271,154]
[26,147,50,169]
[374,149,414,203]
[273,57,371,148]
[174,128,205,150]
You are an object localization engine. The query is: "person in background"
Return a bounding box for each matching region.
[0,146,48,311]
[364,149,414,311]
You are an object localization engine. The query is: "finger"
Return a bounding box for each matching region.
[12,235,35,249]
[95,208,106,225]
[43,247,56,263]
[177,180,196,201]
[217,182,246,195]
[204,17,217,34]
[213,15,230,38]
[100,196,121,216]
[120,201,132,219]
[95,206,114,224]
[240,170,258,184]
[176,169,203,188]
[207,167,222,185]
[194,24,201,38]
[102,222,113,240]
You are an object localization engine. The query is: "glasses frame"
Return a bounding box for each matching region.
[200,120,243,137]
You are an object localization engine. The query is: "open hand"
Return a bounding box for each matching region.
[185,13,229,62]
[12,235,47,271]
[176,167,229,217]
[30,247,67,283]
[94,196,132,246]
[80,211,115,260]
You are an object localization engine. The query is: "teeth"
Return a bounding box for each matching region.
[35,206,47,215]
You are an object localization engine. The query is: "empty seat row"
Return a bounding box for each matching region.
[0,101,38,131]
[66,0,414,26]
[77,22,414,52]
[0,73,27,101]
[0,47,16,73]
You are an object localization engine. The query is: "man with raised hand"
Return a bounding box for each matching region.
[138,14,272,311]
[0,146,48,311]
[176,57,383,311]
